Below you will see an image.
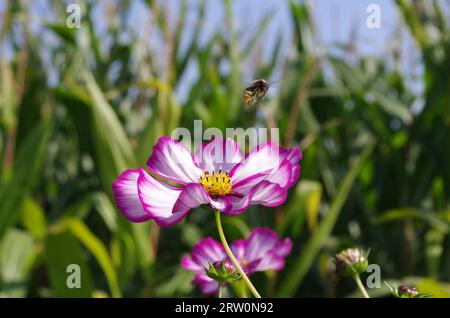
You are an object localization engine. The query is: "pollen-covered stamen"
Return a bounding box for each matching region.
[199,170,232,197]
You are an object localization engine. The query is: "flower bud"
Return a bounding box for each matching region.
[397,285,418,297]
[385,281,432,298]
[206,260,240,283]
[334,247,369,276]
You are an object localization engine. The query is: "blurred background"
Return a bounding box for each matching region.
[0,0,449,298]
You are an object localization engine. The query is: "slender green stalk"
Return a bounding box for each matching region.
[231,280,249,298]
[214,211,261,298]
[353,274,370,298]
[218,286,223,298]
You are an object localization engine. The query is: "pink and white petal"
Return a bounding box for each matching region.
[229,142,284,192]
[208,196,232,212]
[280,146,302,187]
[193,275,220,295]
[265,159,292,189]
[248,252,285,273]
[279,146,302,165]
[171,183,212,216]
[229,169,270,195]
[112,169,151,222]
[274,238,293,258]
[191,237,227,269]
[230,239,247,261]
[249,181,288,207]
[221,194,252,216]
[181,255,203,273]
[137,169,186,227]
[184,238,226,295]
[194,136,243,173]
[244,227,281,263]
[146,137,203,184]
[289,164,301,187]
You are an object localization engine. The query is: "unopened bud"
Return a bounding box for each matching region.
[206,260,240,283]
[385,281,432,298]
[334,247,369,276]
[398,285,418,297]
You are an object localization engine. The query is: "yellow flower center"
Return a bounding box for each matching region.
[199,170,232,197]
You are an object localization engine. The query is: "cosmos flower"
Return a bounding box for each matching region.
[230,227,293,275]
[181,227,293,295]
[112,136,302,226]
[181,237,228,295]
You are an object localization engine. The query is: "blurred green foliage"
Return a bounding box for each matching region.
[0,0,449,298]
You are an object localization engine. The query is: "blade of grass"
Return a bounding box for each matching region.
[0,118,51,238]
[59,218,122,298]
[0,229,35,297]
[83,70,136,195]
[45,231,94,297]
[20,197,47,241]
[372,208,450,233]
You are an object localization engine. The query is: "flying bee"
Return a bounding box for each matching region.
[242,79,270,107]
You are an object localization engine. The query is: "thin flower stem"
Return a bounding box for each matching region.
[353,274,370,298]
[214,210,262,298]
[218,286,223,298]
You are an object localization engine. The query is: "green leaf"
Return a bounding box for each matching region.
[303,181,322,231]
[61,218,121,297]
[373,208,450,233]
[45,23,76,45]
[277,138,376,297]
[0,229,35,297]
[370,90,413,125]
[45,231,93,297]
[331,59,413,124]
[0,59,17,131]
[83,71,136,195]
[111,230,138,288]
[0,119,51,238]
[20,197,47,240]
[93,192,118,233]
[396,0,428,47]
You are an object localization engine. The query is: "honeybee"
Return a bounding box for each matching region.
[243,79,270,107]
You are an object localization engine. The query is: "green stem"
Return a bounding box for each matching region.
[214,210,261,298]
[218,286,223,298]
[231,280,249,298]
[353,274,370,298]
